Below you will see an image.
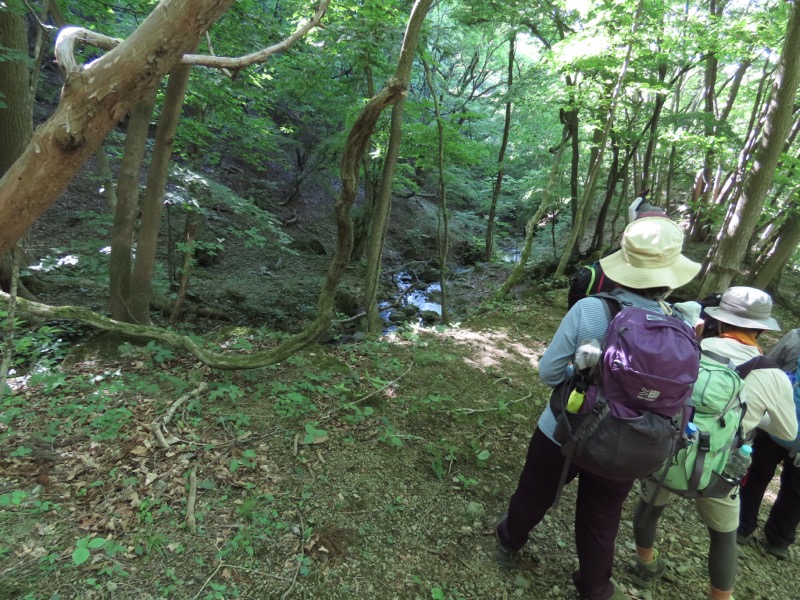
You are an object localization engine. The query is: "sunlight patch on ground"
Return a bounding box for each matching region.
[440,327,546,372]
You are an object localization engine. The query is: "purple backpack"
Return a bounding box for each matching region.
[554,293,701,484]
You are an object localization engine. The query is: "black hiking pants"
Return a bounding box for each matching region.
[739,429,800,550]
[497,427,634,600]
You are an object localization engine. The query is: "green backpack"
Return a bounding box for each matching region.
[651,351,746,498]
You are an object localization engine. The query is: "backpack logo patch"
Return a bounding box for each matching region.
[638,388,661,402]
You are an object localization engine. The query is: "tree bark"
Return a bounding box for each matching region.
[484,34,515,262]
[0,3,32,175]
[423,59,450,324]
[555,0,643,278]
[749,207,800,291]
[0,2,34,294]
[351,64,377,262]
[109,92,158,322]
[362,0,434,334]
[495,126,569,299]
[700,0,800,296]
[129,57,196,325]
[0,0,237,257]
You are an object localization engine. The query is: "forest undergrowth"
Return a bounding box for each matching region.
[2,282,800,600]
[2,163,800,600]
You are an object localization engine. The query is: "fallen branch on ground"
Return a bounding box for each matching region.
[186,466,197,534]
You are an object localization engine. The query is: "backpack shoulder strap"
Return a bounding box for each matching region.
[701,349,738,371]
[736,355,780,379]
[592,291,625,320]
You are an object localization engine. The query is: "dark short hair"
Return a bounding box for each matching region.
[620,285,671,300]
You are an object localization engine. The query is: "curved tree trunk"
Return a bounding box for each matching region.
[700,0,800,296]
[351,65,377,262]
[363,0,434,335]
[484,34,515,262]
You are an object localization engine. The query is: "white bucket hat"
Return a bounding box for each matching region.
[599,217,700,290]
[704,286,781,331]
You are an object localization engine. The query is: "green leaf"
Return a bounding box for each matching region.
[229,459,240,473]
[10,445,32,457]
[88,538,107,549]
[72,546,91,565]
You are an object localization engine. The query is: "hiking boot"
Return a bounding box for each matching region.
[576,578,627,600]
[630,549,666,586]
[494,518,519,568]
[761,539,789,560]
[495,539,519,568]
[736,532,752,546]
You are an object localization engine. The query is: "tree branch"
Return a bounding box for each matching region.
[54,26,122,75]
[180,0,330,69]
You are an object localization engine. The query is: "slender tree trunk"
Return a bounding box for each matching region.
[351,64,377,262]
[129,57,196,325]
[363,0,433,335]
[423,60,450,324]
[700,0,800,296]
[555,0,643,278]
[170,211,199,324]
[0,2,33,293]
[495,127,569,298]
[589,135,620,255]
[484,34,515,262]
[93,146,118,212]
[750,206,800,291]
[109,92,157,322]
[567,105,580,227]
[641,62,667,186]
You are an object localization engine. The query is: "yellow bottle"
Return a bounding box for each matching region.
[566,389,585,413]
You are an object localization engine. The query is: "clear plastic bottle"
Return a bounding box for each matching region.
[723,444,753,482]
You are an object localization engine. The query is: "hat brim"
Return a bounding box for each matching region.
[599,250,700,290]
[703,306,781,331]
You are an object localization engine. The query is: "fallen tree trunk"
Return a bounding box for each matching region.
[3,291,304,370]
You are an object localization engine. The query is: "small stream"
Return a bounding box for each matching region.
[380,271,442,332]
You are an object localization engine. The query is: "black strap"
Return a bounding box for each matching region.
[736,354,779,379]
[688,431,710,491]
[552,401,609,511]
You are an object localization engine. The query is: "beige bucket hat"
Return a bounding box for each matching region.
[599,217,700,290]
[704,286,781,331]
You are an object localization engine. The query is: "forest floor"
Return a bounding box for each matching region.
[2,161,800,600]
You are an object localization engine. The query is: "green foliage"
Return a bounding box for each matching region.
[0,313,69,374]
